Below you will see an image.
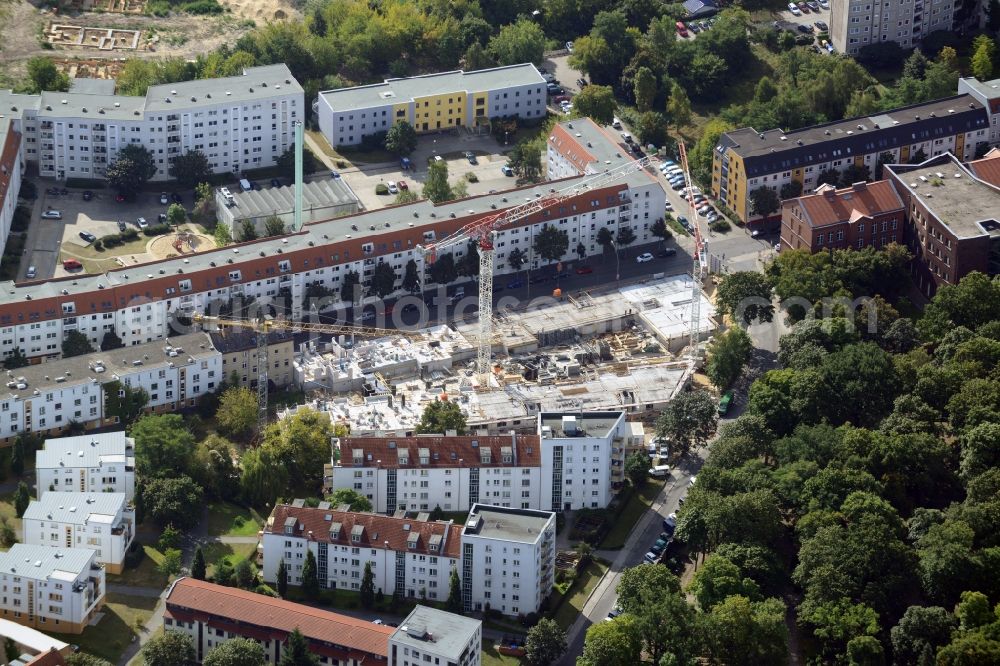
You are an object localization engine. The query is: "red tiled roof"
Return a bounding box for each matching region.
[265,505,463,559]
[26,650,65,666]
[549,123,595,172]
[969,151,1000,189]
[792,180,904,228]
[340,434,541,469]
[165,578,393,657]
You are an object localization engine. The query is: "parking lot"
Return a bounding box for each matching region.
[774,1,833,50]
[26,188,193,280]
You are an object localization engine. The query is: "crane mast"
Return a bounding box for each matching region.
[419,155,655,382]
[677,142,704,356]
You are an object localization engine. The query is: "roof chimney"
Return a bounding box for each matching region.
[852,181,868,192]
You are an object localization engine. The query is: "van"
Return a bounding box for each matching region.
[649,465,671,478]
[220,187,235,206]
[239,178,252,192]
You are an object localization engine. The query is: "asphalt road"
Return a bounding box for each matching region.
[557,450,706,665]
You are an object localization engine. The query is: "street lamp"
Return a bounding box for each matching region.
[609,240,621,283]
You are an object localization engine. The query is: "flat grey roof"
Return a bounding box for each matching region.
[959,76,1000,97]
[37,90,144,122]
[69,78,116,96]
[319,64,545,112]
[0,544,95,581]
[464,504,553,543]
[887,153,1000,238]
[0,90,43,119]
[36,431,133,471]
[23,491,127,524]
[539,411,622,438]
[0,332,215,400]
[145,64,302,113]
[226,178,358,219]
[392,606,480,658]
[555,117,635,168]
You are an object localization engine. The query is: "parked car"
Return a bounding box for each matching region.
[798,1,809,12]
[798,23,813,33]
[79,231,96,244]
[788,1,801,14]
[688,22,700,33]
[506,278,524,289]
[565,41,574,52]
[41,210,62,219]
[643,551,659,563]
[719,391,734,415]
[612,116,622,129]
[82,190,93,201]
[807,0,820,10]
[25,266,36,279]
[677,215,691,229]
[575,265,593,275]
[576,78,588,89]
[62,259,82,271]
[636,252,655,263]
[606,605,622,621]
[159,192,169,205]
[465,151,478,165]
[553,94,570,104]
[117,220,127,232]
[621,132,633,144]
[658,248,677,258]
[137,217,148,229]
[501,165,514,177]
[675,20,688,36]
[814,20,828,30]
[387,181,399,194]
[398,180,408,190]
[819,0,829,8]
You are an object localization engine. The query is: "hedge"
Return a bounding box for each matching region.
[143,224,172,237]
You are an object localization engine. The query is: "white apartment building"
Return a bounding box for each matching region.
[325,434,543,514]
[958,76,1000,148]
[36,431,135,501]
[0,544,105,634]
[0,119,24,261]
[539,411,632,512]
[0,332,222,445]
[317,64,546,148]
[0,65,303,181]
[389,606,481,666]
[459,504,555,617]
[261,503,462,604]
[22,492,134,574]
[261,502,556,616]
[829,0,981,55]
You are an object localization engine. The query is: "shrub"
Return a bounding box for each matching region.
[93,239,104,251]
[335,160,347,168]
[143,224,171,237]
[181,0,223,13]
[465,172,479,183]
[709,218,732,232]
[18,179,36,200]
[375,183,389,195]
[11,206,30,232]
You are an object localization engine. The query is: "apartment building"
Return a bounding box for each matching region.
[780,180,906,252]
[958,76,1000,147]
[325,434,543,513]
[22,492,134,574]
[35,431,135,501]
[0,157,662,368]
[0,333,222,445]
[261,502,462,603]
[0,118,23,260]
[886,152,1000,297]
[0,65,303,182]
[0,618,72,666]
[459,504,555,617]
[389,606,481,666]
[829,0,967,55]
[712,95,990,225]
[0,544,105,634]
[164,577,393,665]
[209,328,295,390]
[317,64,546,148]
[539,411,634,511]
[261,502,556,616]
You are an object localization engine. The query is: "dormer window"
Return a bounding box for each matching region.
[407,532,419,550]
[480,449,492,464]
[418,448,430,465]
[352,449,363,465]
[330,522,342,540]
[501,446,513,464]
[351,525,364,543]
[283,517,297,535]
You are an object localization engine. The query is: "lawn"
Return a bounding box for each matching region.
[482,640,525,666]
[52,592,158,664]
[66,235,150,260]
[600,480,665,550]
[111,545,169,589]
[553,560,609,630]
[205,501,264,538]
[204,541,257,575]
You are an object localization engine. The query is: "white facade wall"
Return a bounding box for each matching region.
[22,493,134,573]
[38,458,134,502]
[35,433,136,501]
[831,0,956,55]
[539,413,627,512]
[958,78,1000,146]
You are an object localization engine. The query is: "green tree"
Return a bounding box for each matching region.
[3,348,29,370]
[384,121,418,157]
[141,631,196,666]
[259,408,333,496]
[688,554,761,611]
[191,434,239,500]
[395,190,420,205]
[107,144,157,198]
[360,562,375,609]
[578,615,642,666]
[573,85,617,126]
[402,259,421,293]
[104,381,150,427]
[634,111,668,147]
[278,629,318,666]
[416,400,467,435]
[707,327,754,389]
[616,226,637,249]
[340,270,361,304]
[533,224,569,265]
[24,57,69,94]
[716,272,774,326]
[971,35,996,81]
[203,638,266,666]
[100,328,124,351]
[67,655,113,666]
[955,590,992,631]
[890,605,956,666]
[749,186,780,218]
[447,567,462,612]
[508,247,526,272]
[263,215,286,237]
[423,160,453,204]
[191,547,207,581]
[371,261,397,299]
[13,482,30,518]
[524,618,567,666]
[666,81,692,131]
[650,219,672,244]
[780,181,803,200]
[61,330,95,358]
[703,595,788,666]
[656,390,719,455]
[569,36,613,85]
[132,413,197,478]
[141,476,204,529]
[326,488,373,512]
[633,66,657,112]
[487,18,545,65]
[214,224,232,247]
[238,219,258,242]
[157,548,182,577]
[301,550,319,600]
[624,451,649,487]
[235,558,255,589]
[168,150,212,189]
[277,559,289,598]
[800,599,880,663]
[216,387,258,440]
[428,253,457,285]
[507,141,542,181]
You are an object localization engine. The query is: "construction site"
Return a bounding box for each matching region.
[281,273,716,435]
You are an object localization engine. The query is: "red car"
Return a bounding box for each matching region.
[575,265,593,275]
[63,259,82,271]
[398,180,408,191]
[115,194,126,202]
[553,95,570,105]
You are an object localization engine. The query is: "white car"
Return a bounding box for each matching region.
[664,201,674,211]
[387,181,399,194]
[137,217,148,229]
[41,210,62,219]
[636,253,655,263]
[26,266,36,279]
[159,192,169,205]
[819,0,829,7]
[689,476,697,486]
[788,2,801,14]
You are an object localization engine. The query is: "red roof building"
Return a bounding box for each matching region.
[968,148,1000,188]
[780,180,906,253]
